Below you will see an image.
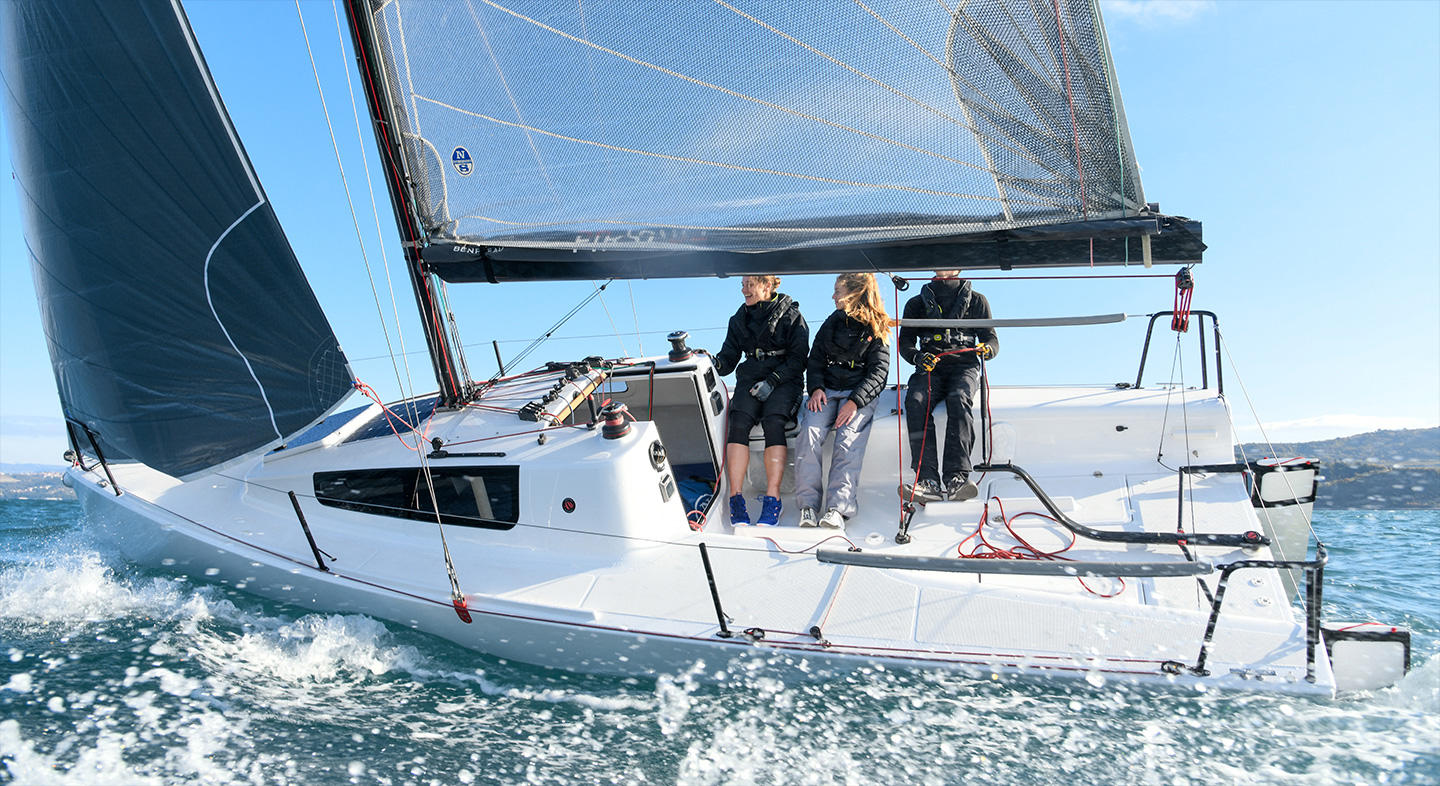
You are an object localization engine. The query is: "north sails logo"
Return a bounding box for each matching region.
[451,147,473,176]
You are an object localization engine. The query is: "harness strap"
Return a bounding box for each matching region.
[920,282,976,350]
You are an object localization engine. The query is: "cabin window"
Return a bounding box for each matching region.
[313,466,518,530]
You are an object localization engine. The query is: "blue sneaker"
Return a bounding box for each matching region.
[729,494,750,526]
[757,495,782,526]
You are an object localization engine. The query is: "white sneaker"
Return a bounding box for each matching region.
[799,507,818,527]
[819,508,845,529]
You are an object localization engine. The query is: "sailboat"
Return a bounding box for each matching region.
[1,0,1411,695]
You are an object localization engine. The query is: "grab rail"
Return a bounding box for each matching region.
[816,548,1214,577]
[1133,310,1223,394]
[64,418,120,496]
[973,462,1269,548]
[896,313,1127,329]
[1188,543,1328,682]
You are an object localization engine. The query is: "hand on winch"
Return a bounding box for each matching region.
[749,378,774,401]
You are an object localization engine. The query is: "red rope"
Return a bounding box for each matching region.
[352,381,431,452]
[894,286,906,515]
[956,496,1126,598]
[902,346,986,504]
[687,378,732,531]
[1334,622,1399,633]
[1171,268,1194,332]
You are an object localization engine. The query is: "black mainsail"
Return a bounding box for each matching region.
[349,0,1202,283]
[1,0,354,477]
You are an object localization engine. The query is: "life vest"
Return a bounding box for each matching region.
[918,281,977,353]
[735,294,796,361]
[821,313,875,369]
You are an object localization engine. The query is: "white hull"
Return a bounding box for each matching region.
[69,355,1337,695]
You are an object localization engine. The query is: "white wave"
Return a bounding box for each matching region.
[0,552,189,628]
[0,719,165,785]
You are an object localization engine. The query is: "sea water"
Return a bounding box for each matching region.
[1,501,1435,785]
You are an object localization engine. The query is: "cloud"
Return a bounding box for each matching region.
[1102,0,1215,24]
[1233,414,1438,443]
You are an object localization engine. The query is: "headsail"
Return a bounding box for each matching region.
[1,0,354,477]
[351,0,1201,281]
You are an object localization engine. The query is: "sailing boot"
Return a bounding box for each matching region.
[729,494,750,526]
[757,496,782,526]
[945,474,979,502]
[898,478,944,504]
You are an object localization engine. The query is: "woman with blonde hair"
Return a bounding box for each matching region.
[712,274,809,526]
[793,273,891,529]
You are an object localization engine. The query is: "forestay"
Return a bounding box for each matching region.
[355,0,1202,280]
[1,0,354,478]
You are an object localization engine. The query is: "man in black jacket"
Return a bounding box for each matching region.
[897,270,997,503]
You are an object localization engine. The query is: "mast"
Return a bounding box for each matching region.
[342,0,471,406]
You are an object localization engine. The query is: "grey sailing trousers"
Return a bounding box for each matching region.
[793,389,880,518]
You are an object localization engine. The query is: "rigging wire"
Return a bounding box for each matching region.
[329,0,423,416]
[591,280,631,358]
[318,0,470,615]
[627,282,646,357]
[480,280,617,389]
[1215,327,1320,541]
[297,1,410,403]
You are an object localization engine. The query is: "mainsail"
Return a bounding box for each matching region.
[1,0,354,477]
[351,0,1202,281]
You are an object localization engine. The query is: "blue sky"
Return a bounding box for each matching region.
[2,0,1437,466]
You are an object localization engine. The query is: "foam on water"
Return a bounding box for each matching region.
[1,503,1436,784]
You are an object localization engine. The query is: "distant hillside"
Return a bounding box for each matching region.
[0,471,72,501]
[1237,427,1439,510]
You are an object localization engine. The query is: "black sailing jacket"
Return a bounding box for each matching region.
[805,311,890,409]
[713,293,809,388]
[897,279,998,369]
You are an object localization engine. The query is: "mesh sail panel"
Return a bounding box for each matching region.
[363,0,1148,260]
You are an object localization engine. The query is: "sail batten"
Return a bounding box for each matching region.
[356,0,1197,278]
[1,0,354,477]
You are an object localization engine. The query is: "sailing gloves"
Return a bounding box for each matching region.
[749,379,775,401]
[918,346,990,370]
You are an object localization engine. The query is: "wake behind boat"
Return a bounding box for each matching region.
[0,0,1410,694]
